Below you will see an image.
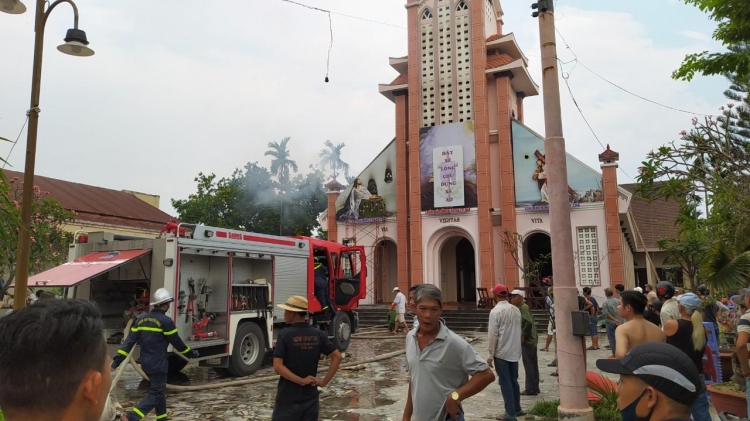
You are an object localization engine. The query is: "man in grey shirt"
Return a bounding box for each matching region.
[402,285,494,421]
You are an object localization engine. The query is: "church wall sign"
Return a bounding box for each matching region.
[511,120,604,208]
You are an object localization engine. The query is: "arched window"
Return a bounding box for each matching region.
[421,8,433,19]
[456,1,469,12]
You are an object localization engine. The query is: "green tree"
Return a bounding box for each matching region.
[673,1,750,81]
[656,203,709,288]
[319,140,350,181]
[0,176,74,296]
[172,163,326,237]
[264,137,298,188]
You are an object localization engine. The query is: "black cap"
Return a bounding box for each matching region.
[595,342,700,406]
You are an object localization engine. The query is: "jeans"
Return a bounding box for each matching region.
[606,323,617,356]
[494,357,521,420]
[690,377,711,421]
[521,343,540,394]
[589,315,598,336]
[129,372,167,421]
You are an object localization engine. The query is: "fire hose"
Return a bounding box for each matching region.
[117,319,406,393]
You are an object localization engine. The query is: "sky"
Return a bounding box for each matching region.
[0,0,729,216]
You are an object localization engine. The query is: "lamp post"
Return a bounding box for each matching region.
[2,0,94,310]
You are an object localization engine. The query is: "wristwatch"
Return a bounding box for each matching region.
[451,391,460,402]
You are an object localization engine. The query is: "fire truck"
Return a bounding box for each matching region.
[26,223,366,377]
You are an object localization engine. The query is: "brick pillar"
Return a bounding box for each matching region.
[395,90,411,292]
[406,3,424,285]
[471,0,495,290]
[495,73,519,286]
[324,180,344,242]
[517,93,525,123]
[599,145,625,287]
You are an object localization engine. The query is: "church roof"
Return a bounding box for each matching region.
[390,74,408,85]
[486,53,515,70]
[620,183,681,250]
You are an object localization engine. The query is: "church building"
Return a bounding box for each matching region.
[319,0,680,304]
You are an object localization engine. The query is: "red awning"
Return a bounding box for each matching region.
[23,249,151,288]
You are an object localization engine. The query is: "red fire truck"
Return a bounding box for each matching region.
[26,223,366,376]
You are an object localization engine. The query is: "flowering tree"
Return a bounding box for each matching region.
[0,176,74,297]
[637,104,750,292]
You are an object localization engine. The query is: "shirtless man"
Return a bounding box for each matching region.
[615,291,665,358]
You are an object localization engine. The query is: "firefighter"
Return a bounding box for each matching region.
[112,288,199,421]
[313,259,335,319]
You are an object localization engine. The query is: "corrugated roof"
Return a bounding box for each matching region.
[486,53,515,70]
[621,183,681,250]
[3,170,174,230]
[487,34,504,42]
[390,74,408,85]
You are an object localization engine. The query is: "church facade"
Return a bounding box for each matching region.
[320,0,679,304]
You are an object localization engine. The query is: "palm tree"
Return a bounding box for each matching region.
[264,137,298,188]
[319,140,350,181]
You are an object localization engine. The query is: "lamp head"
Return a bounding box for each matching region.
[1,0,26,14]
[57,28,95,57]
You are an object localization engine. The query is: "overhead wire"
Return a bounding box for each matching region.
[2,114,29,170]
[279,0,335,81]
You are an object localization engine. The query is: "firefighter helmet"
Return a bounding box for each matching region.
[150,288,174,306]
[656,281,675,300]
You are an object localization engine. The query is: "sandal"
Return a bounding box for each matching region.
[587,346,599,350]
[540,347,549,352]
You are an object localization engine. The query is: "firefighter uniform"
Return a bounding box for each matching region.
[314,263,335,317]
[112,307,197,421]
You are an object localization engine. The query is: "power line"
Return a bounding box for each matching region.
[2,114,29,170]
[280,0,335,81]
[280,0,405,30]
[555,28,710,117]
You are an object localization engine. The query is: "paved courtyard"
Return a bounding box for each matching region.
[112,330,716,420]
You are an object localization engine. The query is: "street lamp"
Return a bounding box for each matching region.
[2,0,94,310]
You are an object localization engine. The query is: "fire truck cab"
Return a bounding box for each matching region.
[28,223,366,377]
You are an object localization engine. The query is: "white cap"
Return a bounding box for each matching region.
[393,287,400,292]
[510,289,524,296]
[634,287,643,293]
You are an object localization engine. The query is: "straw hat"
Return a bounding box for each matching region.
[277,295,309,313]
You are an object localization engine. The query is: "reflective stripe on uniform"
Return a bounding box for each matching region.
[132,326,164,333]
[163,328,178,336]
[180,346,191,354]
[156,413,168,420]
[117,349,129,357]
[133,407,146,418]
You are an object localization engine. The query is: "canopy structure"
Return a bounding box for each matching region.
[21,250,150,288]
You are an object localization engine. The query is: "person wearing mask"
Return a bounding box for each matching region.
[615,291,665,358]
[402,284,494,421]
[596,342,702,421]
[583,287,600,350]
[656,281,680,325]
[0,299,112,421]
[112,288,199,421]
[662,292,709,421]
[735,289,750,418]
[600,287,624,356]
[510,290,539,396]
[272,295,342,420]
[488,284,524,420]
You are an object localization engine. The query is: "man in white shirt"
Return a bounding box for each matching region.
[487,284,523,421]
[392,287,408,334]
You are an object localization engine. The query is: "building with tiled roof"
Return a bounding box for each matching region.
[3,169,174,239]
[321,0,680,304]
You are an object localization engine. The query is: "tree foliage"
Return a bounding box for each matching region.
[0,176,74,296]
[264,137,298,188]
[319,140,350,181]
[171,162,327,237]
[673,1,750,81]
[637,76,750,292]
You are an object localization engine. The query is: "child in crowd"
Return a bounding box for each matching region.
[387,303,397,333]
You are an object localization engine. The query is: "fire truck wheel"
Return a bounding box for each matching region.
[331,312,352,352]
[228,322,266,377]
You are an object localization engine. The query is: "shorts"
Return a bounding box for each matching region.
[589,315,598,335]
[396,313,405,323]
[547,321,556,335]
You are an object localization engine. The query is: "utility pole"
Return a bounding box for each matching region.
[532,2,593,420]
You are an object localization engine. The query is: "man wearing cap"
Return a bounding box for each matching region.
[487,284,523,421]
[392,287,408,334]
[510,289,539,396]
[596,342,702,421]
[272,295,342,421]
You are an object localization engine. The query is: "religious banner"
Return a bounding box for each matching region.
[433,145,465,208]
